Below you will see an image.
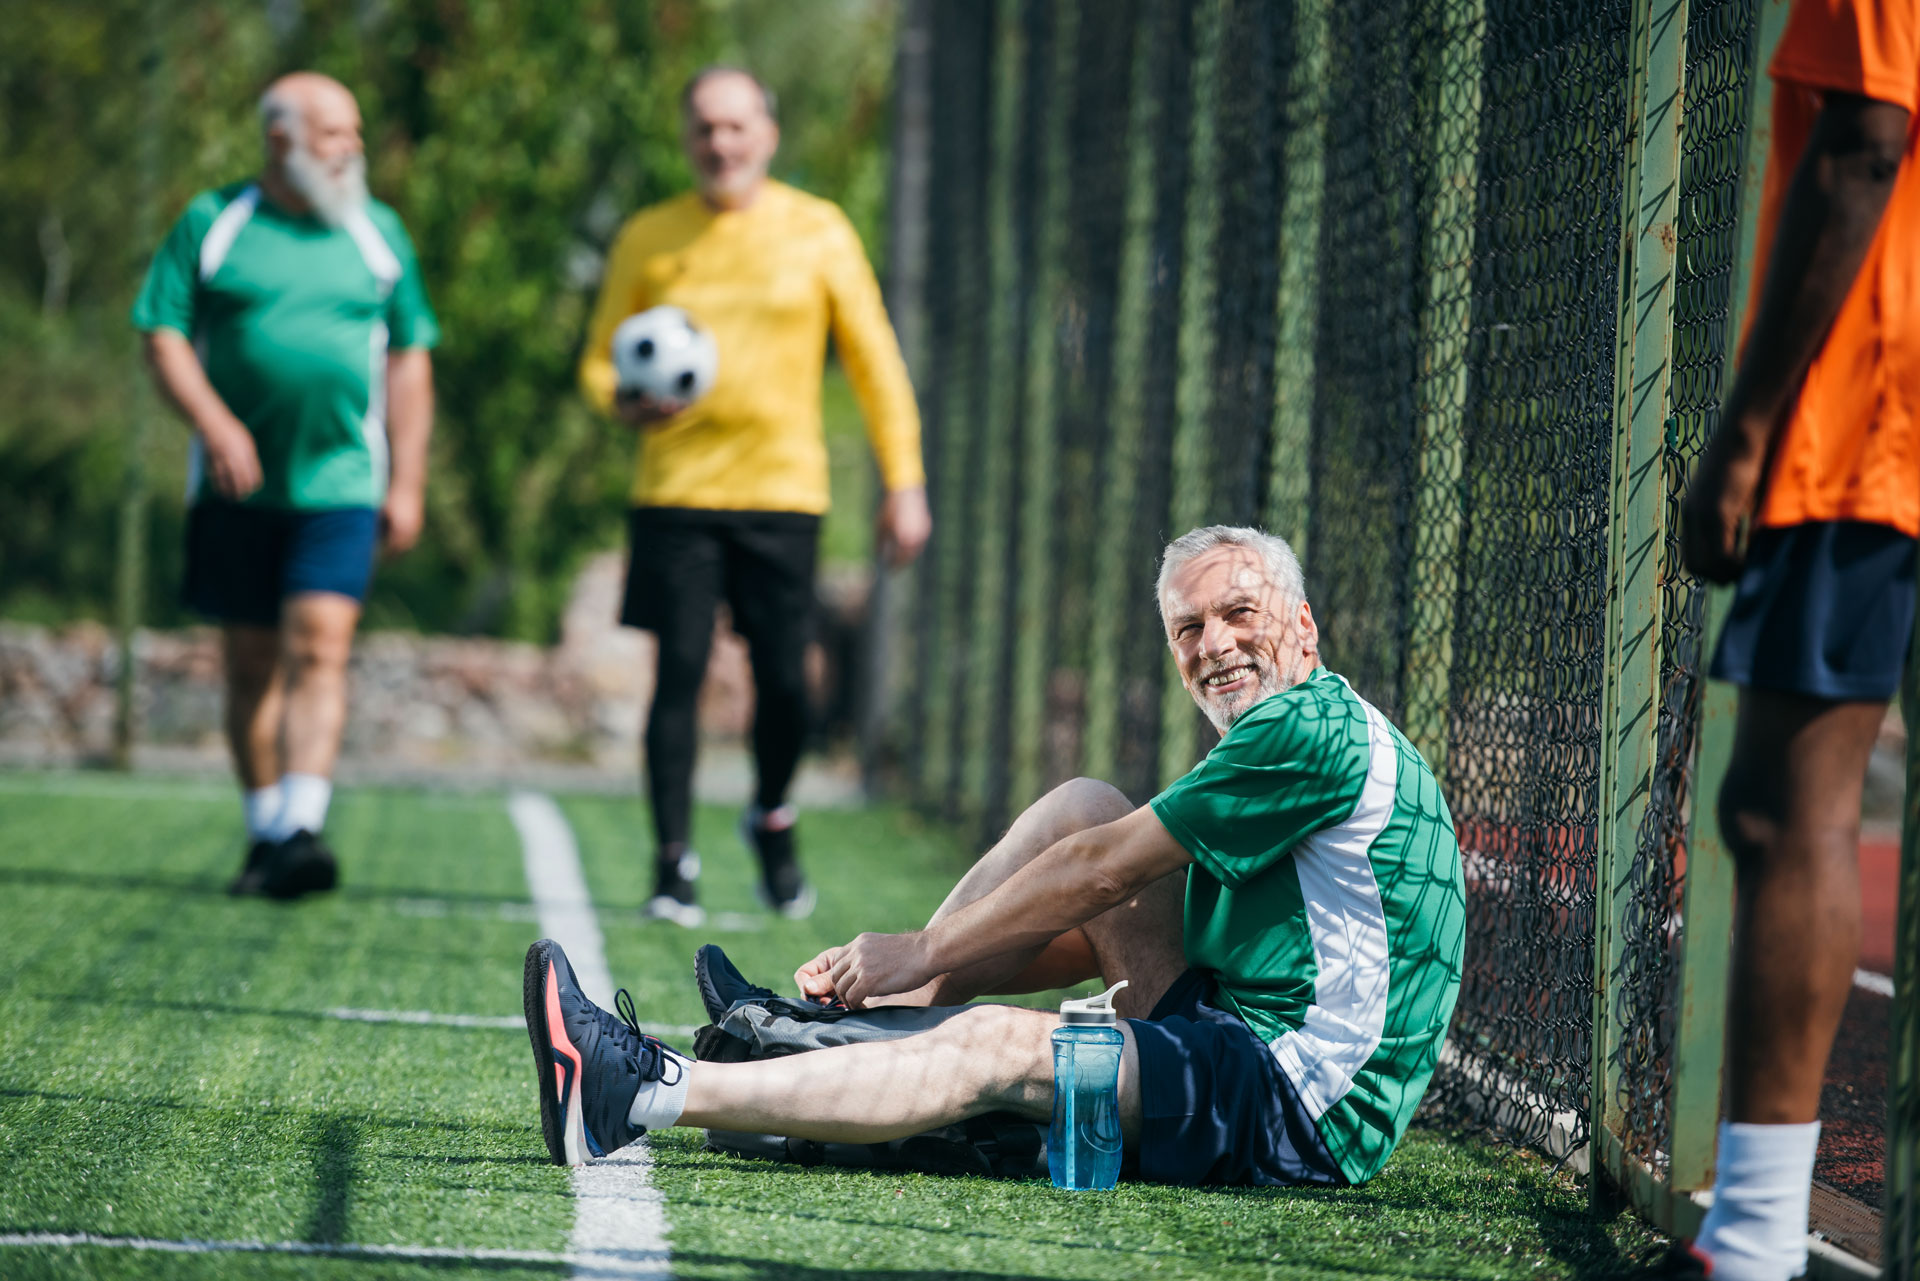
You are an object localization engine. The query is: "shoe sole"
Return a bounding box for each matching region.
[522,940,592,1168]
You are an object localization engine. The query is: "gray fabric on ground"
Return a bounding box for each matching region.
[714,999,971,1056]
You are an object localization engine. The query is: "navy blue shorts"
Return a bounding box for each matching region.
[183,500,380,627]
[1126,970,1345,1187]
[1709,520,1916,702]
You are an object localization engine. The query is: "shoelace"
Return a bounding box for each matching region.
[607,988,683,1087]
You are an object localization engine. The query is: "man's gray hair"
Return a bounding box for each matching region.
[259,86,303,150]
[681,65,778,121]
[1156,525,1307,620]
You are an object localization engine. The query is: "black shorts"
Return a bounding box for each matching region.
[620,507,821,644]
[1709,519,1916,702]
[1126,970,1346,1187]
[183,499,380,627]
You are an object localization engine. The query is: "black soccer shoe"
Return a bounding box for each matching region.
[523,938,686,1166]
[228,840,277,897]
[694,943,778,1024]
[263,830,338,900]
[644,847,705,928]
[740,810,815,920]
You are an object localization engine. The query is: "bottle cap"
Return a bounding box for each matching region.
[1058,979,1128,1024]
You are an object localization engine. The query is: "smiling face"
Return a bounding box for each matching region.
[682,71,779,210]
[1161,543,1321,734]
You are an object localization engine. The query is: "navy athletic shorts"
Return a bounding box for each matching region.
[183,500,380,626]
[1708,519,1916,702]
[1126,969,1346,1187]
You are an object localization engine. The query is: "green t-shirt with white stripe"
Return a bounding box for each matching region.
[131,180,440,510]
[1150,667,1466,1184]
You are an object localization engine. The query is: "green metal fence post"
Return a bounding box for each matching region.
[1157,0,1228,790]
[1262,0,1328,556]
[1593,0,1690,1226]
[1400,0,1485,784]
[1082,2,1169,788]
[1007,2,1079,816]
[1667,0,1790,1202]
[957,0,1027,829]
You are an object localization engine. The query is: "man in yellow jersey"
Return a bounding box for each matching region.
[580,66,930,926]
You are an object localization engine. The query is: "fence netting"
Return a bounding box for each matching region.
[892,0,1754,1165]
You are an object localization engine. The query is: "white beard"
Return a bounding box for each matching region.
[1193,661,1290,734]
[285,145,368,227]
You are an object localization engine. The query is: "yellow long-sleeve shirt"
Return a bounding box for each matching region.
[580,181,924,513]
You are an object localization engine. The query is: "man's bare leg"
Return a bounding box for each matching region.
[280,592,361,778]
[681,1002,1147,1144]
[223,625,284,789]
[1720,688,1885,1122]
[882,777,1187,1020]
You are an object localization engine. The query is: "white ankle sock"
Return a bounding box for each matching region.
[1696,1120,1820,1281]
[626,1049,694,1132]
[272,773,333,840]
[243,784,284,841]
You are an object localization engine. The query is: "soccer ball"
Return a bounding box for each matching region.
[611,306,718,404]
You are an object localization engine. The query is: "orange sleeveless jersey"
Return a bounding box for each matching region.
[1748,0,1920,535]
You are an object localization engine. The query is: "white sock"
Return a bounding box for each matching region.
[1696,1120,1820,1281]
[626,1049,694,1132]
[272,773,333,840]
[243,784,284,841]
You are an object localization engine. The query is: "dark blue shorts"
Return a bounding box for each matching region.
[183,500,380,627]
[1126,970,1345,1187]
[1709,520,1916,702]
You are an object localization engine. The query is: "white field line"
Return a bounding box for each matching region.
[1854,968,1895,998]
[0,1231,570,1265]
[325,1006,701,1040]
[510,790,672,1281]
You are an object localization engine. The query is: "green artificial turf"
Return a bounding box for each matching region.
[0,773,1669,1279]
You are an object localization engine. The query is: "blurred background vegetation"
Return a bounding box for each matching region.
[0,0,896,641]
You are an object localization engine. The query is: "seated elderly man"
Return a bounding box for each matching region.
[523,525,1466,1187]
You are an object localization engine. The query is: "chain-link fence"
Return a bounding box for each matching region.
[887,0,1758,1178]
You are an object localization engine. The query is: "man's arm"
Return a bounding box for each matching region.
[381,347,433,554]
[1683,91,1910,583]
[817,806,1193,1008]
[143,328,262,500]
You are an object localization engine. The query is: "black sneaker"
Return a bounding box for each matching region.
[264,830,338,900]
[1642,1242,1712,1279]
[228,841,276,896]
[694,942,777,1024]
[522,938,689,1166]
[644,847,705,928]
[740,808,815,920]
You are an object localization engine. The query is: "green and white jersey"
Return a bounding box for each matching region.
[1150,667,1466,1184]
[131,180,440,510]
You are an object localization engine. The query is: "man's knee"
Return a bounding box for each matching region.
[1717,758,1860,880]
[1034,777,1134,834]
[282,597,359,675]
[932,1005,1054,1086]
[223,628,281,697]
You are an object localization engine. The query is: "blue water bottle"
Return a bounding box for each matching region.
[1049,979,1127,1190]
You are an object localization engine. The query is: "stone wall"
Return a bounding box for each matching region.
[0,553,870,779]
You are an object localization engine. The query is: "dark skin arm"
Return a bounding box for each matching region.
[1682,91,1910,583]
[805,806,1193,1009]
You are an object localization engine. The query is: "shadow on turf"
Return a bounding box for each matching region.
[307,1112,361,1245]
[671,1129,1657,1279]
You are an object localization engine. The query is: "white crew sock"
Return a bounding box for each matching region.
[1696,1120,1821,1281]
[243,783,284,841]
[626,1048,694,1132]
[271,773,333,841]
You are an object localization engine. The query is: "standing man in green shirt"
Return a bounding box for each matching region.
[132,72,439,898]
[521,525,1467,1187]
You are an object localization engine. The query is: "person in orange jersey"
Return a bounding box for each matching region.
[1673,2,1917,1278]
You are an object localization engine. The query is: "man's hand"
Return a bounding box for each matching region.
[615,388,688,428]
[380,486,425,556]
[820,931,938,1010]
[200,420,264,500]
[794,946,845,1002]
[877,485,932,567]
[1681,410,1771,585]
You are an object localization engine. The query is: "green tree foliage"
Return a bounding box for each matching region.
[0,0,896,639]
